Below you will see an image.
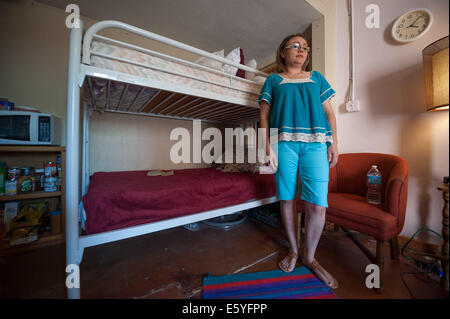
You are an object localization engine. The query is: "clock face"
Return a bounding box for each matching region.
[393,9,433,42]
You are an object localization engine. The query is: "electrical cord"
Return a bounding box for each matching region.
[400,227,443,298]
[401,227,442,260]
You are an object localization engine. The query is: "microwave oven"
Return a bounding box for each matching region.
[0,111,61,145]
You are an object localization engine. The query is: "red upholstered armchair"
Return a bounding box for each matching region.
[296,153,409,293]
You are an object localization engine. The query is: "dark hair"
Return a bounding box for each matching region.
[276,33,310,73]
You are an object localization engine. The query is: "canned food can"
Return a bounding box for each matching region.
[20,167,34,177]
[44,184,58,192]
[30,176,36,192]
[5,180,17,195]
[44,162,57,177]
[7,167,20,181]
[0,162,6,195]
[44,176,58,192]
[40,175,45,190]
[19,176,33,193]
[0,101,14,111]
[34,168,44,192]
[44,186,57,192]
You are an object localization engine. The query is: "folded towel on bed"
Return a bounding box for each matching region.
[146,170,174,176]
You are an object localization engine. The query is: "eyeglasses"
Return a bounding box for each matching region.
[284,43,310,53]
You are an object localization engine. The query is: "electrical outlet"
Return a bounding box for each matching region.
[346,100,360,112]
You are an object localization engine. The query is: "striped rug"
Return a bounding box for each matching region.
[202,266,337,299]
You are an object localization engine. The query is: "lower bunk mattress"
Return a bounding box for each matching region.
[82,167,276,234]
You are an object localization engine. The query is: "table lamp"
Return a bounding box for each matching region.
[422,35,449,291]
[423,36,449,112]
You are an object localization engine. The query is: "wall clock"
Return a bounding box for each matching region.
[392,8,433,43]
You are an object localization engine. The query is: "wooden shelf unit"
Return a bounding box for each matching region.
[0,191,62,202]
[0,145,66,252]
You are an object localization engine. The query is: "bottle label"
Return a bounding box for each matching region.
[20,177,33,192]
[367,176,381,184]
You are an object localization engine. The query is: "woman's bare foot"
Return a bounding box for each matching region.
[300,253,338,289]
[278,250,298,273]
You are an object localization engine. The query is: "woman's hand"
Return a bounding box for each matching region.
[328,143,339,169]
[266,146,278,172]
[322,100,339,169]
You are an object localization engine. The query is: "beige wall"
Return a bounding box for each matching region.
[89,113,227,173]
[311,16,326,73]
[0,0,222,174]
[335,0,449,244]
[1,0,71,135]
[306,0,337,88]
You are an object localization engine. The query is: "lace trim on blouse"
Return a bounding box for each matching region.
[279,78,315,84]
[278,132,333,144]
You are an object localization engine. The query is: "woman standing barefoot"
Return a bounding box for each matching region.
[259,33,339,289]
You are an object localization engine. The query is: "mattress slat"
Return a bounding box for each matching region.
[142,90,172,113]
[152,93,185,114]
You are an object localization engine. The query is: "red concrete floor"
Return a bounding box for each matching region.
[0,216,448,299]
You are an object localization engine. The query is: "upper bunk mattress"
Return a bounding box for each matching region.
[82,167,276,235]
[89,41,262,106]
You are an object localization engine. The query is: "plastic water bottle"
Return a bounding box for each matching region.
[366,165,382,205]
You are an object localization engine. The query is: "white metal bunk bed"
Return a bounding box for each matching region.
[65,20,277,299]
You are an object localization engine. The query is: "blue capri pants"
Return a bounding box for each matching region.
[273,141,330,207]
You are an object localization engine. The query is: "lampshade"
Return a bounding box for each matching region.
[422,36,449,112]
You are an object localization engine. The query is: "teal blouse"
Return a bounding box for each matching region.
[258,70,336,147]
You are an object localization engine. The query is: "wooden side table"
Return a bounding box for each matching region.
[438,181,449,291]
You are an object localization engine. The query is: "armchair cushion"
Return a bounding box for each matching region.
[326,193,398,241]
[297,152,409,242]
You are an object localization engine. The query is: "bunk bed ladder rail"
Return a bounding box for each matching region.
[66,20,83,299]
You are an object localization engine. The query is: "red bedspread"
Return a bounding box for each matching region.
[82,167,276,234]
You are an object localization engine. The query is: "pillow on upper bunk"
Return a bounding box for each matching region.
[244,59,266,84]
[223,47,245,78]
[195,49,225,71]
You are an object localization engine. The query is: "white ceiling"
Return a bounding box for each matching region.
[37,0,322,65]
